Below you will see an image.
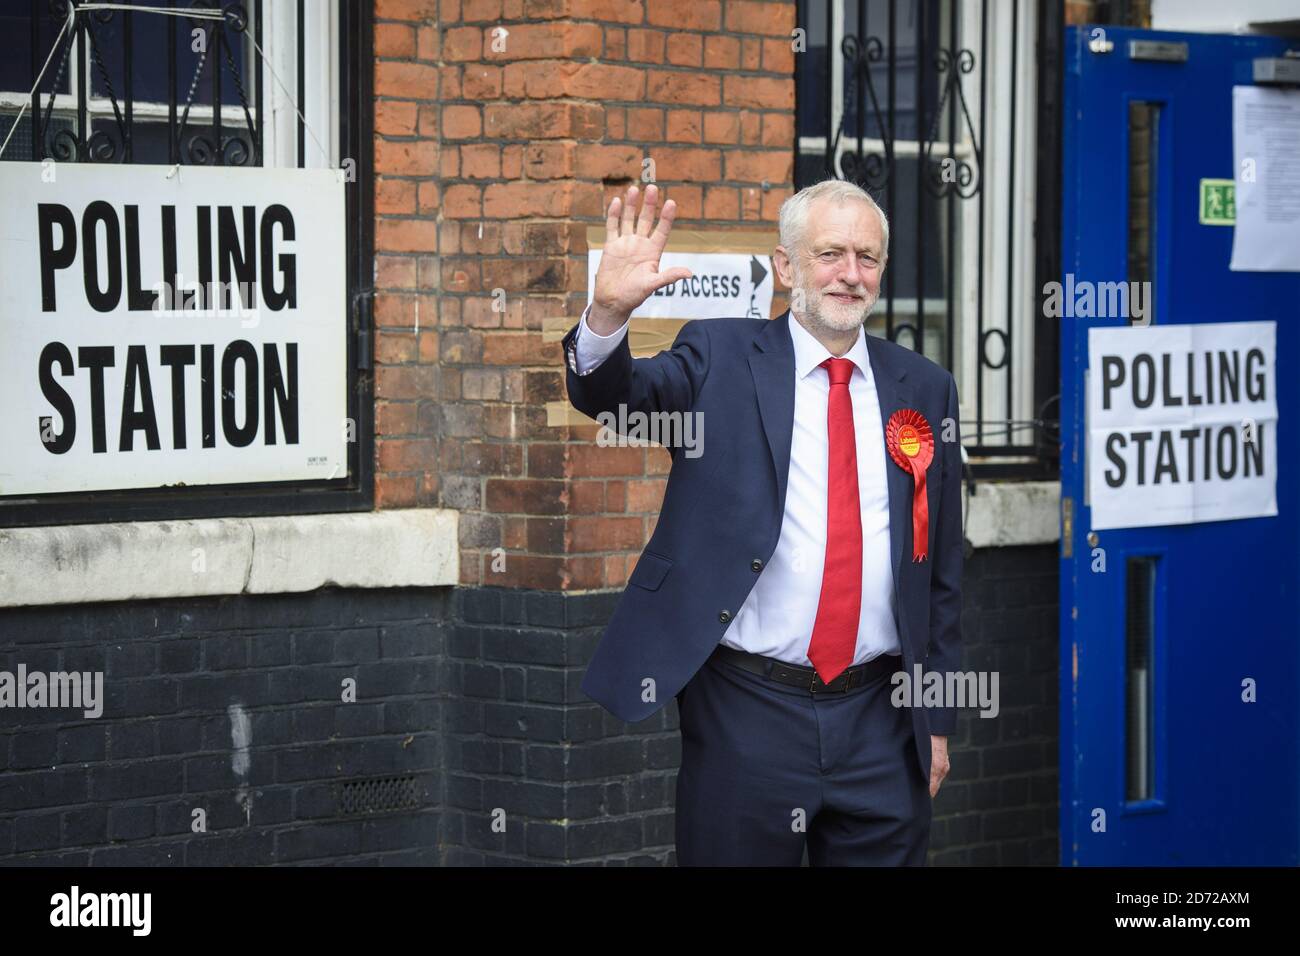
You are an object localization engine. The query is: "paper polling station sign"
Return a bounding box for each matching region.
[0,162,347,496]
[1087,321,1277,531]
[586,248,774,320]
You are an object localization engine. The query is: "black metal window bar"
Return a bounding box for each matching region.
[0,0,284,167]
[0,0,375,526]
[795,0,1061,477]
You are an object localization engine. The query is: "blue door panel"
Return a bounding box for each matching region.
[1060,26,1300,866]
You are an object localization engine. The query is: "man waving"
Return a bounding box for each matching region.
[562,179,963,866]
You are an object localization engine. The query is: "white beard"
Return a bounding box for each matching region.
[793,269,879,334]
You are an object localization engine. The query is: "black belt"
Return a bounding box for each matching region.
[709,644,903,694]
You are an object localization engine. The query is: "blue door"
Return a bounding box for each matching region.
[1060,26,1300,865]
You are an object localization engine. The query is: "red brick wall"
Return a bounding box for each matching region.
[371,0,795,589]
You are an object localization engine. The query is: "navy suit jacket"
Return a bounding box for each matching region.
[561,310,964,783]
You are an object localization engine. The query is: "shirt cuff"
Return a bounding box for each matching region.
[571,303,631,375]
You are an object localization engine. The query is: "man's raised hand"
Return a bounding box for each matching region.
[587,184,693,335]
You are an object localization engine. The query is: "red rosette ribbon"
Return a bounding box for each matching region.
[885,409,935,562]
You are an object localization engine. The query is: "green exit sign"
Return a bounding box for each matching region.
[1199,179,1235,226]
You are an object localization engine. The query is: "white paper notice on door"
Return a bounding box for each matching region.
[1087,322,1278,531]
[1230,86,1300,272]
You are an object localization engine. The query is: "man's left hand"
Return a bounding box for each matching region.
[929,735,950,798]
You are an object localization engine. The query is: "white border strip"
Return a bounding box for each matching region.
[0,482,1057,610]
[964,480,1060,549]
[0,509,459,609]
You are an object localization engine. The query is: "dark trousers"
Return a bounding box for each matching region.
[674,648,931,866]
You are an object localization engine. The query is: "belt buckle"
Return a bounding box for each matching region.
[809,668,849,695]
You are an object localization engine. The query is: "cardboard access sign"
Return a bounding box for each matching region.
[586,228,774,321]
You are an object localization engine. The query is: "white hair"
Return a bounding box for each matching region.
[777,179,890,261]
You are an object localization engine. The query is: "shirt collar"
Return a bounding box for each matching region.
[788,310,872,384]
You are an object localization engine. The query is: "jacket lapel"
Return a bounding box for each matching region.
[749,311,796,517]
[864,334,913,611]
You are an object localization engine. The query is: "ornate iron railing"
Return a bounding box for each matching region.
[12,0,271,167]
[795,0,1062,477]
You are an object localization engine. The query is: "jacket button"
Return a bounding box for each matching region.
[718,610,731,624]
[750,558,763,572]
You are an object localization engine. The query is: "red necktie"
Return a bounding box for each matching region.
[807,357,862,685]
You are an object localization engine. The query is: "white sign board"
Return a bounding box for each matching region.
[0,162,348,496]
[1087,321,1277,530]
[586,250,773,320]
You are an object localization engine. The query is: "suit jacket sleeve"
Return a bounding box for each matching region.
[926,372,964,737]
[562,316,711,422]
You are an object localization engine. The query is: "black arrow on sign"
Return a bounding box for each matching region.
[747,256,768,319]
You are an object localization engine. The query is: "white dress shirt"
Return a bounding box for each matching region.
[572,305,900,666]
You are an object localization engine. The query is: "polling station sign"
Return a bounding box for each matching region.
[586,248,774,320]
[0,162,347,496]
[1087,322,1277,531]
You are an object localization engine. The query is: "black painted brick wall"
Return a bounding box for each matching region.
[930,543,1060,866]
[0,542,1057,866]
[0,589,448,865]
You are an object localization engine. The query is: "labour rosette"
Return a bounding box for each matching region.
[885,409,935,562]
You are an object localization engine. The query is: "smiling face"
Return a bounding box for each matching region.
[775,196,886,335]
